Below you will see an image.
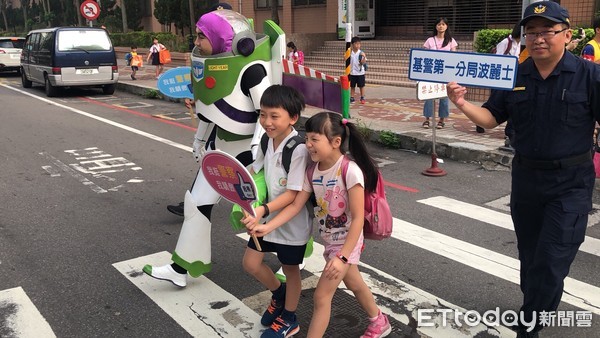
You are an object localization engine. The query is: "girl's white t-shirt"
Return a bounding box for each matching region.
[303,155,364,245]
[252,129,312,245]
[149,43,164,54]
[423,36,457,51]
[288,51,298,61]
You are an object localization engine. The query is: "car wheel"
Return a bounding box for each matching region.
[21,69,32,88]
[45,76,59,97]
[102,84,116,95]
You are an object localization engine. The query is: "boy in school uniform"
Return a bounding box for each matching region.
[129,46,141,80]
[349,36,367,104]
[242,85,312,338]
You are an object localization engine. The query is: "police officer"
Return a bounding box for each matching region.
[447,2,600,337]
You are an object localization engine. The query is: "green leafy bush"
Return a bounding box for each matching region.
[109,32,185,51]
[144,89,161,99]
[378,130,401,149]
[474,29,512,53]
[569,28,593,56]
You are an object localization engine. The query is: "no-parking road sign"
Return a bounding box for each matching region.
[80,0,100,21]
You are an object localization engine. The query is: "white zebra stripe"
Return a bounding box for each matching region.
[418,196,600,257]
[0,287,56,338]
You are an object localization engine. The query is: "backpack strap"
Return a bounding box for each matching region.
[261,134,304,174]
[504,35,512,55]
[340,155,351,186]
[281,135,304,174]
[260,133,269,158]
[306,162,317,186]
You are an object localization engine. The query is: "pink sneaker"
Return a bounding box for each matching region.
[360,312,391,338]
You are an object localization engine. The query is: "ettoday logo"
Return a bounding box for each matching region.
[417,308,593,332]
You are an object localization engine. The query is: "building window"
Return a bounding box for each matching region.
[293,0,326,5]
[256,0,283,8]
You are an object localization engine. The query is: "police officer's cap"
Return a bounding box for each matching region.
[520,1,570,27]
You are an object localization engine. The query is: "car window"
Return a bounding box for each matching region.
[57,30,111,52]
[28,33,41,51]
[0,38,24,49]
[39,32,53,52]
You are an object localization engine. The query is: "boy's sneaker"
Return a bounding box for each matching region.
[261,297,285,326]
[261,315,300,338]
[350,97,355,103]
[360,97,366,104]
[360,312,391,338]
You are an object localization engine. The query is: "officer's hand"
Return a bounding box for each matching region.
[446,82,468,109]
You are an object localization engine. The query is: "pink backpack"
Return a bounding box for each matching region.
[307,156,393,240]
[297,50,304,65]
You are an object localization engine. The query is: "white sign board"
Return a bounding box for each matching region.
[408,49,518,90]
[416,81,448,101]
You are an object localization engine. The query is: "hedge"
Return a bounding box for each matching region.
[108,31,195,52]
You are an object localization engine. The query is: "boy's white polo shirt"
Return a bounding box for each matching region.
[252,129,312,246]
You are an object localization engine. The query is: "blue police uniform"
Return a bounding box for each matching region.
[483,51,600,327]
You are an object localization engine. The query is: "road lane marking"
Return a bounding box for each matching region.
[3,83,413,193]
[113,252,263,338]
[418,196,600,257]
[0,287,56,338]
[486,194,600,228]
[0,84,193,153]
[40,152,107,193]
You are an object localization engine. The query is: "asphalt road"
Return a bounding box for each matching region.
[1,73,599,338]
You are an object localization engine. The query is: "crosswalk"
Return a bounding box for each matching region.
[0,287,55,338]
[112,195,598,337]
[3,195,598,337]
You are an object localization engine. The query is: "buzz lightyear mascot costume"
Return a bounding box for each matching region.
[143,9,287,287]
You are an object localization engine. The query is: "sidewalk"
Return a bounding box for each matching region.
[115,62,513,168]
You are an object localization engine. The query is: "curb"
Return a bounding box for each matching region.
[117,81,514,168]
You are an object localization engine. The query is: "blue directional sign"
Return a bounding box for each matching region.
[157,67,193,99]
[408,49,518,90]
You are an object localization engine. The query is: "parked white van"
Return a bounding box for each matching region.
[20,27,119,97]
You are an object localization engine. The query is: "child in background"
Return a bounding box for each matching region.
[130,46,140,80]
[242,85,312,338]
[349,37,367,104]
[286,42,300,64]
[248,112,391,338]
[146,37,165,79]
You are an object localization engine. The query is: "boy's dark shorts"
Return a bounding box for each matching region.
[131,66,139,71]
[349,74,366,88]
[248,236,307,265]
